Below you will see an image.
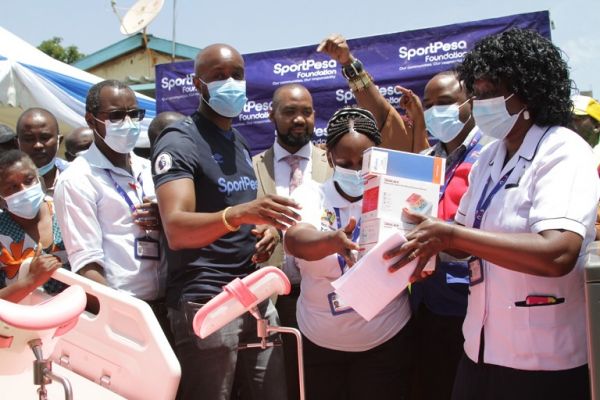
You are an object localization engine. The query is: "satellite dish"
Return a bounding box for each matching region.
[118,0,165,35]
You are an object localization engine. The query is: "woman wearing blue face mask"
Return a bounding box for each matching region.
[384,28,597,400]
[284,107,414,400]
[0,150,65,302]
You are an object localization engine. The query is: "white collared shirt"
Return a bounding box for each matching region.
[455,125,599,370]
[54,143,162,301]
[287,179,411,351]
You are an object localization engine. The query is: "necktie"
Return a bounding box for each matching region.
[283,155,303,195]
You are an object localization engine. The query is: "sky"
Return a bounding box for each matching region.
[2,0,599,95]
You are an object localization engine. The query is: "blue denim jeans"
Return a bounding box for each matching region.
[168,299,287,400]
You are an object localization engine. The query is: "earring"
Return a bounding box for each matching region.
[523,110,530,121]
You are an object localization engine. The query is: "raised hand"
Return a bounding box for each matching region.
[26,244,62,288]
[397,85,424,121]
[317,34,353,65]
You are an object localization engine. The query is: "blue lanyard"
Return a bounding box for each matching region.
[334,207,361,274]
[439,131,482,201]
[104,169,145,213]
[472,168,513,229]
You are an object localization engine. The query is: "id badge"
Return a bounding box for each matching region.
[327,292,353,316]
[468,258,484,286]
[134,237,160,260]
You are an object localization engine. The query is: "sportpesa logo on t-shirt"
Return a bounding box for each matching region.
[218,176,258,196]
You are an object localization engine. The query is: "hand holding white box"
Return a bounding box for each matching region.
[332,231,431,321]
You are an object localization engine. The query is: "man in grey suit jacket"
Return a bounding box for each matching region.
[252,83,331,400]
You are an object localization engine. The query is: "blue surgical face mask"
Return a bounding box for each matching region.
[424,100,470,143]
[34,140,59,176]
[201,78,247,118]
[333,166,364,198]
[2,182,45,219]
[95,116,141,154]
[472,93,524,140]
[38,158,55,176]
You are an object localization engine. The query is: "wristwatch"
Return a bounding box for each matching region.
[341,58,364,80]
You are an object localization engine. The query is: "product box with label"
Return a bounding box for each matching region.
[362,147,445,183]
[361,174,441,223]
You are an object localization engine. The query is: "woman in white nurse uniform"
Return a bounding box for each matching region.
[385,28,597,400]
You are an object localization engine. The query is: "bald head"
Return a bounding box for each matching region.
[16,108,58,135]
[65,127,94,161]
[194,44,244,80]
[272,84,313,111]
[148,111,185,148]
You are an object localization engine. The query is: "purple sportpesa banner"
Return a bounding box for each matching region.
[155,11,550,154]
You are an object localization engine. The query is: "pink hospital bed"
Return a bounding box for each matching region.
[0,266,180,399]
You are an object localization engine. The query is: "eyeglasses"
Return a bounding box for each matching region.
[95,108,146,123]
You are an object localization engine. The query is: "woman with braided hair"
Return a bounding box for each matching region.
[284,107,414,400]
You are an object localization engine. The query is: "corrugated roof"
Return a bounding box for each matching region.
[72,33,200,69]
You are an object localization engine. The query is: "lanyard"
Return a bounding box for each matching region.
[105,169,145,213]
[439,131,482,201]
[334,207,361,274]
[472,168,513,229]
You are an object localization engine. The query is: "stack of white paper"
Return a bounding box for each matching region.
[332,231,421,321]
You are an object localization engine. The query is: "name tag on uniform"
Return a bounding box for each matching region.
[468,258,484,286]
[328,292,353,316]
[134,237,160,260]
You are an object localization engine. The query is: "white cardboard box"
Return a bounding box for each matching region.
[359,218,413,248]
[361,174,441,223]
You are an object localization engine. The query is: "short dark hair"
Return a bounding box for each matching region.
[0,149,35,179]
[326,107,382,148]
[458,28,573,127]
[86,80,134,115]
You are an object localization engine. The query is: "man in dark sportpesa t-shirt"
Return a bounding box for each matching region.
[152,43,300,400]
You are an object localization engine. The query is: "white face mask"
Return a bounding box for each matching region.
[424,99,470,143]
[95,116,141,154]
[333,166,364,198]
[472,93,524,140]
[2,182,45,219]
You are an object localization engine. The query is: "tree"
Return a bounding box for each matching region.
[37,37,85,64]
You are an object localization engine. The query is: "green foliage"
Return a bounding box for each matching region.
[37,37,85,64]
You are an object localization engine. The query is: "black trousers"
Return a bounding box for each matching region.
[302,318,415,400]
[410,304,465,400]
[451,352,591,400]
[146,298,175,347]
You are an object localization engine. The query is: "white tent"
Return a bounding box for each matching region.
[0,26,155,148]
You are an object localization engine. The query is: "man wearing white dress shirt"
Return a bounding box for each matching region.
[54,80,165,321]
[252,83,332,400]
